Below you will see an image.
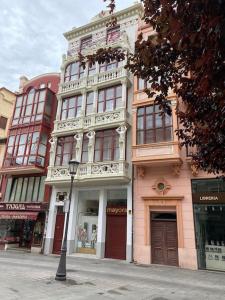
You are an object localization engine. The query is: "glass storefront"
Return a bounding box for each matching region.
[76,191,99,255]
[192,179,225,271]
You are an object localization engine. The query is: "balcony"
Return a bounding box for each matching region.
[67,31,130,60]
[53,108,130,136]
[59,67,129,94]
[46,161,130,186]
[132,141,182,166]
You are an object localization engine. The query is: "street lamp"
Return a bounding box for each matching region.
[55,159,80,281]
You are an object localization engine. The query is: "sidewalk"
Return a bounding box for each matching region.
[0,251,225,300]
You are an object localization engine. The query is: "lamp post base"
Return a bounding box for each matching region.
[55,249,67,281]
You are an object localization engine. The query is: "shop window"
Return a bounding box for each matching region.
[55,136,75,166]
[85,92,94,115]
[4,130,48,168]
[80,36,92,51]
[137,104,173,144]
[98,85,122,113]
[77,194,99,255]
[94,129,119,162]
[4,176,46,203]
[64,62,85,82]
[107,26,120,43]
[61,95,82,120]
[81,135,89,163]
[0,116,8,129]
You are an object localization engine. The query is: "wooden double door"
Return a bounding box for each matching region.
[151,212,178,266]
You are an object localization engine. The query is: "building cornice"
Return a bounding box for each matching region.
[64,3,144,41]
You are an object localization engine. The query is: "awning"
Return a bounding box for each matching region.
[0,211,38,220]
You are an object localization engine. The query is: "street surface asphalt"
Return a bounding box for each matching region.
[0,251,225,299]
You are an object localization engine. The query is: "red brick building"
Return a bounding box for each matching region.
[0,73,60,252]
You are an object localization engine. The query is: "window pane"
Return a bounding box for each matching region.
[14,108,21,118]
[146,106,153,114]
[68,98,75,108]
[155,114,163,128]
[146,115,153,129]
[155,128,164,142]
[39,90,46,102]
[137,131,144,144]
[21,178,28,202]
[14,178,23,202]
[32,177,40,202]
[16,96,23,107]
[26,177,34,201]
[116,97,122,108]
[94,150,100,162]
[98,102,104,113]
[106,100,114,111]
[137,116,144,130]
[38,177,45,202]
[27,89,35,104]
[8,136,15,147]
[165,114,172,126]
[68,108,75,118]
[106,88,114,100]
[137,108,144,116]
[165,127,173,141]
[146,130,154,143]
[31,132,39,154]
[138,78,145,90]
[9,179,17,202]
[37,102,44,114]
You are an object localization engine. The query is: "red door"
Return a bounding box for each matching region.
[105,214,127,260]
[151,214,178,266]
[53,211,65,254]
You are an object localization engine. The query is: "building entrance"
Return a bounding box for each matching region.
[53,207,65,254]
[105,206,127,260]
[151,212,178,266]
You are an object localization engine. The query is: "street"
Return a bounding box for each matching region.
[0,251,225,300]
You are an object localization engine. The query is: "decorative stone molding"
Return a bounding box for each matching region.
[46,161,129,183]
[49,137,57,167]
[172,163,182,176]
[116,125,127,160]
[86,131,96,163]
[53,108,129,136]
[152,178,171,195]
[74,133,83,161]
[190,163,199,176]
[137,166,145,178]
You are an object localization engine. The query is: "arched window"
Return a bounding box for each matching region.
[64,62,85,82]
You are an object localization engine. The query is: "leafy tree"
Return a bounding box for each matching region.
[81,0,225,174]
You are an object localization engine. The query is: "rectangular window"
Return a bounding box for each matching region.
[64,62,85,82]
[6,176,46,203]
[55,136,75,166]
[137,104,173,144]
[11,89,50,126]
[4,130,47,168]
[137,78,152,90]
[80,36,92,51]
[107,26,120,43]
[0,116,8,129]
[85,92,94,115]
[61,95,82,120]
[98,85,122,113]
[94,129,119,162]
[81,135,89,163]
[88,63,96,76]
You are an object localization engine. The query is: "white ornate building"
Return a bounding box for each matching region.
[44,4,143,261]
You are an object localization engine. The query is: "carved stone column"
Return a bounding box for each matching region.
[74,133,83,162]
[121,79,127,108]
[116,125,127,161]
[48,137,57,167]
[86,131,96,163]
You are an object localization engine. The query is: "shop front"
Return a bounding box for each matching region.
[0,203,47,252]
[192,179,225,271]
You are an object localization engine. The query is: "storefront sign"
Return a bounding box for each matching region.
[106,207,127,215]
[0,203,48,211]
[0,211,38,220]
[192,192,225,204]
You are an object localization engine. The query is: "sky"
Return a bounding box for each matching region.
[0,0,135,92]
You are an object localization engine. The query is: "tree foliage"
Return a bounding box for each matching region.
[81,0,225,174]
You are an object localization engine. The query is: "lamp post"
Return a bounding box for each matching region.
[55,159,80,281]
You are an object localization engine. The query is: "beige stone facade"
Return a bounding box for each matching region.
[0,88,15,196]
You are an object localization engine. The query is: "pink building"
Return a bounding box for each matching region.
[132,23,225,271]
